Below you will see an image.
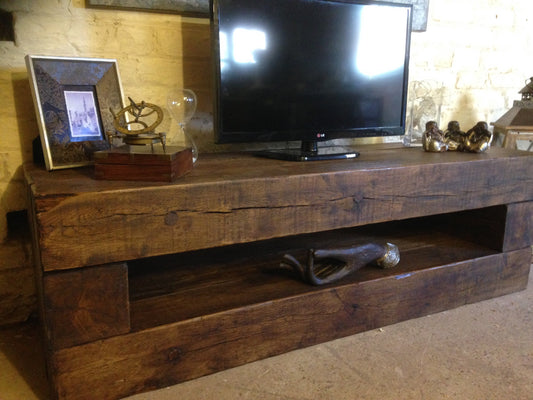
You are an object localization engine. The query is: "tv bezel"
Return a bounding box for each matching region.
[210,0,413,151]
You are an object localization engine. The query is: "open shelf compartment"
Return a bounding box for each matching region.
[128,208,507,332]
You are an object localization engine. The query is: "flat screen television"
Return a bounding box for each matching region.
[211,0,412,160]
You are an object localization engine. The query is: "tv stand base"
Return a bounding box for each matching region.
[254,143,359,161]
[24,145,533,400]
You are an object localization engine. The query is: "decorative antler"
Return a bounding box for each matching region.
[281,242,400,286]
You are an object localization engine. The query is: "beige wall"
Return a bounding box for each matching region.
[0,0,531,325]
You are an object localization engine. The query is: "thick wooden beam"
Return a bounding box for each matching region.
[49,248,531,400]
[427,202,533,252]
[24,146,533,271]
[42,263,130,349]
[503,201,533,251]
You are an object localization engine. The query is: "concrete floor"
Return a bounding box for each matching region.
[1,265,531,400]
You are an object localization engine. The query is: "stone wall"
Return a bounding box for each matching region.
[0,0,531,325]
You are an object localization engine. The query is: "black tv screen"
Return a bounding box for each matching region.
[211,0,412,160]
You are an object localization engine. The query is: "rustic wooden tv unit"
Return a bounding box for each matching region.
[25,144,532,400]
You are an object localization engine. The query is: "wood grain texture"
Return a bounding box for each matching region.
[429,202,533,252]
[42,263,130,349]
[24,146,533,272]
[94,146,193,182]
[49,248,531,400]
[502,202,533,251]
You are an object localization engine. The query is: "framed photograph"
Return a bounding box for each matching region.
[86,0,428,31]
[25,55,125,170]
[87,0,209,16]
[381,0,430,31]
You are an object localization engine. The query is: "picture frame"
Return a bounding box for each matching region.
[86,0,209,17]
[25,55,125,170]
[86,0,429,31]
[382,0,430,32]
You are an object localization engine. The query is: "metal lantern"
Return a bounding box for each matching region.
[492,77,533,150]
[519,77,533,101]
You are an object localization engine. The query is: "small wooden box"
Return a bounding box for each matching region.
[94,145,193,182]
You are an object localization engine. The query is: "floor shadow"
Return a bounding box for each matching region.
[0,319,50,399]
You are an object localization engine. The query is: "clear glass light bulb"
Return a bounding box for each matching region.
[167,88,198,163]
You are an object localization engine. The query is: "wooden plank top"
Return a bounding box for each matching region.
[25,144,533,271]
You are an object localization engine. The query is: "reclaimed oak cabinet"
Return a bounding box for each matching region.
[25,144,532,400]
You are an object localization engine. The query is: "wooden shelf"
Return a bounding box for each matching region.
[128,215,499,331]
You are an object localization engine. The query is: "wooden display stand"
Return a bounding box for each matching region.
[24,144,532,400]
